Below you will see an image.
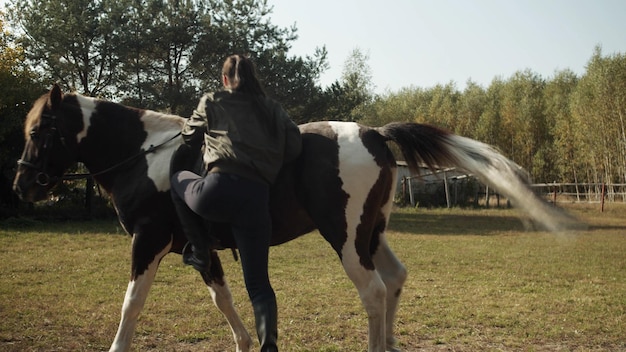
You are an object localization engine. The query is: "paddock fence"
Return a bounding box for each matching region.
[396,167,626,210]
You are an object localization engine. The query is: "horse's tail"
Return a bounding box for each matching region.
[376,122,583,232]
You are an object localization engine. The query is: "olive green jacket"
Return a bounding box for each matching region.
[182,90,302,184]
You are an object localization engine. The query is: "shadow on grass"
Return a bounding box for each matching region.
[588,224,626,232]
[388,209,626,236]
[0,216,123,235]
[388,211,529,236]
[5,207,625,238]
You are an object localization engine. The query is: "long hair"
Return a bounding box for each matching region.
[222,54,266,97]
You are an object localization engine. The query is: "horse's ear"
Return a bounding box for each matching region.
[49,84,63,108]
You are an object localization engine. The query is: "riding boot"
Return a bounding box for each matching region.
[171,193,212,273]
[170,143,211,273]
[252,295,279,352]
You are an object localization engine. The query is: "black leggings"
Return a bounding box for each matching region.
[170,171,275,304]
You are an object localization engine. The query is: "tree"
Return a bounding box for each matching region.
[456,80,486,138]
[544,69,581,182]
[0,12,44,170]
[319,47,375,122]
[194,0,328,122]
[572,46,626,184]
[497,70,548,179]
[9,0,122,96]
[426,82,459,130]
[9,0,327,118]
[113,0,210,115]
[475,77,504,147]
[340,47,374,121]
[255,47,329,123]
[192,0,296,89]
[0,11,44,214]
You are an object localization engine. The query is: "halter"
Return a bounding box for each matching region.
[17,111,182,186]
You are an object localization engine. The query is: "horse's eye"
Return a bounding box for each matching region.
[29,129,39,141]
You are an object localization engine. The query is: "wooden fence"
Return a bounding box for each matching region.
[399,170,626,211]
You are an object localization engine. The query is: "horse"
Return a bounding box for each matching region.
[12,84,579,352]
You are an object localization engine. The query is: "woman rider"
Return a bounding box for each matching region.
[170,54,302,352]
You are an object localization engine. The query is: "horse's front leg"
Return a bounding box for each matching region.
[109,235,171,352]
[201,251,253,352]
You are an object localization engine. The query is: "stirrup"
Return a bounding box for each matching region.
[181,242,211,273]
[181,241,195,262]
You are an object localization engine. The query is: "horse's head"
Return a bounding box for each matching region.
[13,84,81,202]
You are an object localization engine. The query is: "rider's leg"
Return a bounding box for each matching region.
[231,179,277,352]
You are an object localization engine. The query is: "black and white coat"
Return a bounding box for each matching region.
[13,85,579,352]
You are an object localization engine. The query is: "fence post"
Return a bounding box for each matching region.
[443,170,450,208]
[401,177,406,205]
[408,177,414,207]
[485,186,490,208]
[601,182,606,212]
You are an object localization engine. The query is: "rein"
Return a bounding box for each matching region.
[62,131,182,181]
[18,106,182,185]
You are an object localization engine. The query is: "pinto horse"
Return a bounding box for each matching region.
[13,85,578,352]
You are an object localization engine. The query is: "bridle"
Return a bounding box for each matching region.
[17,112,67,186]
[17,111,181,186]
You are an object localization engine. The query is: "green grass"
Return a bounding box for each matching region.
[1,204,625,351]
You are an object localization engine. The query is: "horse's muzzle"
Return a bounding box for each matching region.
[12,172,52,202]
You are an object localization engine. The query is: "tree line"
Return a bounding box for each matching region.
[360,47,626,185]
[0,0,373,215]
[1,0,626,215]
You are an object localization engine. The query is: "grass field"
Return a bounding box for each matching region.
[0,204,625,351]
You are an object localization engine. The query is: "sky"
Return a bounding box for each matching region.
[268,0,626,93]
[2,0,624,94]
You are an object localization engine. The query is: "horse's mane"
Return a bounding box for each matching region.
[25,89,185,143]
[24,94,48,138]
[75,93,186,127]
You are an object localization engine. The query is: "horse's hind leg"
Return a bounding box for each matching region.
[373,237,407,352]
[341,190,405,351]
[201,252,253,352]
[341,249,388,352]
